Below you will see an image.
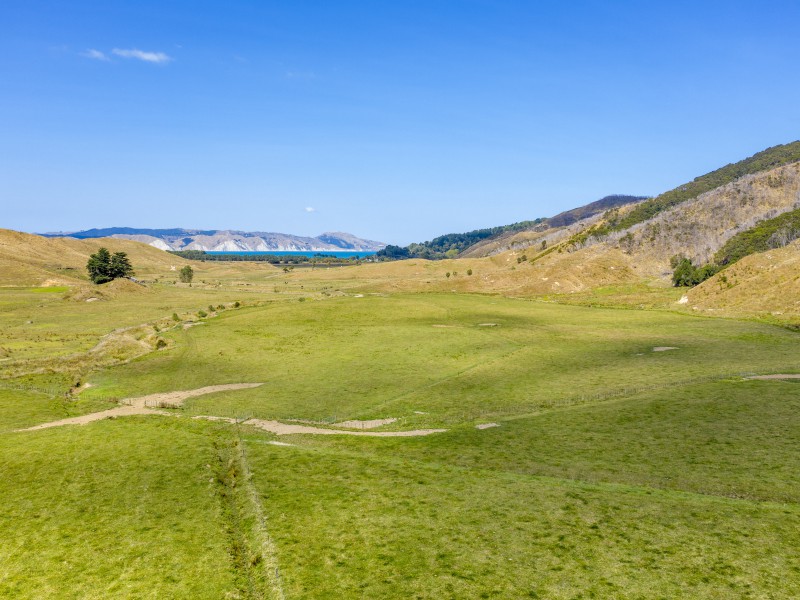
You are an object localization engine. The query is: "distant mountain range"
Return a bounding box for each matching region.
[41,228,386,252]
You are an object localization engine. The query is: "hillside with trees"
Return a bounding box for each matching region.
[376,220,543,260]
[597,141,800,235]
[714,207,800,266]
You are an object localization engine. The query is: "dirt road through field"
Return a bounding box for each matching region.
[16,383,263,432]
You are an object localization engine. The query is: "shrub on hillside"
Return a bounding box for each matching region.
[671,256,719,287]
[179,265,194,283]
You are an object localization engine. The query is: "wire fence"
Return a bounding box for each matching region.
[0,382,64,398]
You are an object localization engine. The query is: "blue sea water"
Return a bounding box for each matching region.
[207,251,376,259]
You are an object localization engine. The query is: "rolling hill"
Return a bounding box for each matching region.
[0,229,191,286]
[687,238,800,317]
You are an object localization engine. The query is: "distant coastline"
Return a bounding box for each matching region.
[207,250,377,259]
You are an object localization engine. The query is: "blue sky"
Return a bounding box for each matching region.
[2,1,799,244]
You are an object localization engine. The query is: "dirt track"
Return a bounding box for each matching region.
[190,416,445,437]
[244,418,445,437]
[15,383,447,437]
[332,418,398,429]
[16,384,263,432]
[123,383,263,409]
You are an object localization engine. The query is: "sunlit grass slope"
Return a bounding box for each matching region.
[245,438,800,599]
[85,294,799,426]
[0,418,237,599]
[2,273,798,598]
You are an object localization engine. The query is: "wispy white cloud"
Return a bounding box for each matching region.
[304,207,316,213]
[112,48,172,64]
[82,48,110,61]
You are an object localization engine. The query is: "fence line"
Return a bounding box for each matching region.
[0,382,63,398]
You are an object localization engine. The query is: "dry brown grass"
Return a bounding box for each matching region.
[287,243,640,297]
[687,239,800,318]
[0,229,191,285]
[0,228,284,287]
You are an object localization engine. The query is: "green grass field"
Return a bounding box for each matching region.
[1,282,798,598]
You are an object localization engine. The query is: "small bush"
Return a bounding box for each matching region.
[672,258,720,287]
[179,265,194,283]
[197,310,207,318]
[172,313,180,322]
[466,269,473,276]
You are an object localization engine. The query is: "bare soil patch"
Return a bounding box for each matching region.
[17,405,167,431]
[244,418,445,437]
[653,346,679,352]
[16,383,263,432]
[746,374,800,380]
[125,383,263,409]
[476,423,500,430]
[332,418,398,429]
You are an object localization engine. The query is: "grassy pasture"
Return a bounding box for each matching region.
[0,418,239,599]
[244,438,800,599]
[304,378,800,503]
[83,294,799,427]
[1,275,799,598]
[0,284,256,369]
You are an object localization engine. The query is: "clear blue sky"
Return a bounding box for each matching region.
[2,1,799,244]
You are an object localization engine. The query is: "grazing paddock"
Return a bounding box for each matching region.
[2,286,799,598]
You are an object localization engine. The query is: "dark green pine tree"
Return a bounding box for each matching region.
[86,248,135,284]
[109,252,134,279]
[86,247,113,284]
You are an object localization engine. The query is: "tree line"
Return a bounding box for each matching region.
[376,220,544,261]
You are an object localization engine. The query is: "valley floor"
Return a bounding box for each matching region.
[1,277,798,598]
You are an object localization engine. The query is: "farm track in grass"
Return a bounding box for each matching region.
[211,430,286,599]
[13,383,264,431]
